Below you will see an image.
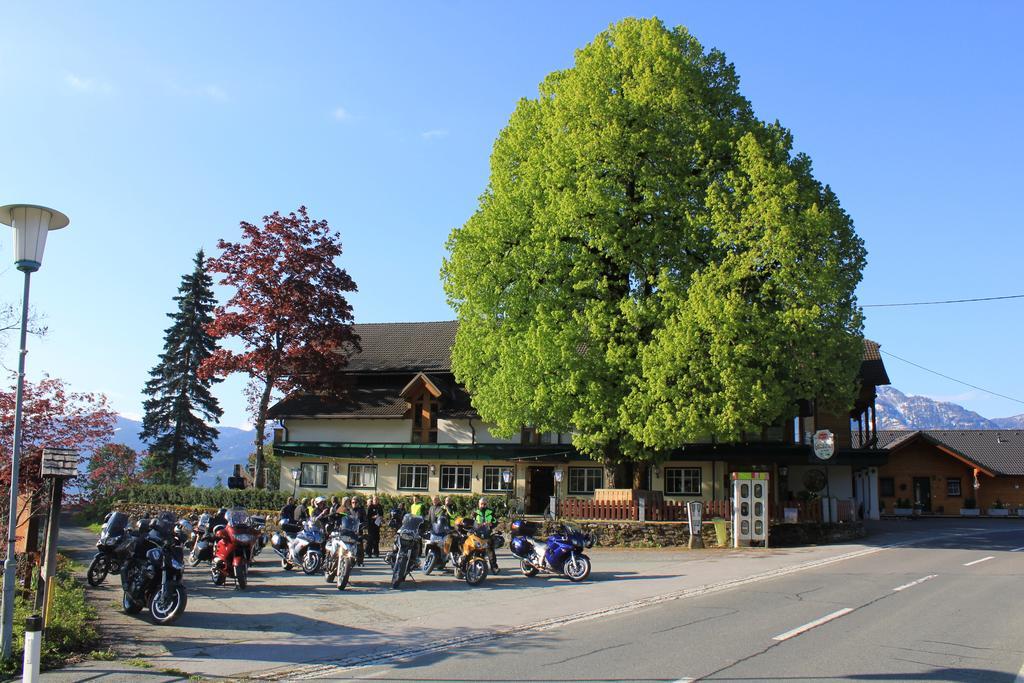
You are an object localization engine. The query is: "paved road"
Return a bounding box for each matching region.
[45,519,1024,682]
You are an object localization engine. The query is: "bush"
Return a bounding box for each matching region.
[0,555,100,676]
[115,484,513,520]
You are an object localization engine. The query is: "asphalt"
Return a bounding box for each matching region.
[40,518,1024,682]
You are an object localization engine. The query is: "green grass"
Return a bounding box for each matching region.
[0,555,102,676]
[127,658,154,669]
[89,649,117,661]
[86,522,104,534]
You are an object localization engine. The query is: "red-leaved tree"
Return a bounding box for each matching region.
[83,444,142,503]
[0,375,116,553]
[201,207,359,487]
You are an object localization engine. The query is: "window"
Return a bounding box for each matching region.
[483,466,513,492]
[665,467,702,496]
[398,464,429,491]
[299,462,327,488]
[411,396,439,443]
[947,477,962,497]
[568,467,603,495]
[879,477,895,497]
[347,463,377,489]
[440,465,471,491]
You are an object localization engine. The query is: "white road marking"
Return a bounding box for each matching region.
[772,608,855,642]
[892,574,937,592]
[1010,546,1024,552]
[963,556,995,567]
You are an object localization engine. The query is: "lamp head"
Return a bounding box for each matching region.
[0,204,70,272]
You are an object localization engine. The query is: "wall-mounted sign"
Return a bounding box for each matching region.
[813,429,835,461]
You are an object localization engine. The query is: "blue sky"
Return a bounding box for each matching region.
[1,2,1022,430]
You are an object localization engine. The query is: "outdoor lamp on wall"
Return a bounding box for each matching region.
[334,461,342,474]
[0,204,70,659]
[430,464,436,474]
[554,468,563,483]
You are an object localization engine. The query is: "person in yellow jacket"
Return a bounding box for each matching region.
[409,497,426,517]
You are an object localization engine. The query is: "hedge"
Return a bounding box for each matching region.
[115,484,513,520]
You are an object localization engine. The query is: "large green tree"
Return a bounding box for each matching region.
[442,18,865,476]
[140,250,223,484]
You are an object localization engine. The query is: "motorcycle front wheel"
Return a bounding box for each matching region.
[149,584,187,625]
[520,560,539,577]
[465,558,488,586]
[564,554,591,582]
[324,556,336,583]
[235,563,247,590]
[87,556,108,587]
[303,550,323,575]
[122,591,142,615]
[423,548,439,575]
[391,552,409,589]
[338,557,353,591]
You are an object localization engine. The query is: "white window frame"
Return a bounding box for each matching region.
[946,477,962,497]
[483,466,513,493]
[299,462,328,488]
[398,464,429,491]
[567,467,603,495]
[347,463,377,489]
[439,465,472,491]
[665,467,702,496]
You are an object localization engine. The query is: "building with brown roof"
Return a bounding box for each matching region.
[867,430,1024,515]
[268,321,891,518]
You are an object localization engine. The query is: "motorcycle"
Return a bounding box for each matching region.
[188,513,214,567]
[509,519,594,582]
[271,519,324,574]
[385,513,424,589]
[212,507,258,589]
[454,519,491,586]
[250,515,269,558]
[87,511,133,587]
[324,515,362,590]
[119,511,188,625]
[422,516,452,576]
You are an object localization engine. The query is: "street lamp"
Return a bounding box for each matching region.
[291,467,302,497]
[0,204,70,659]
[553,468,563,520]
[501,468,512,513]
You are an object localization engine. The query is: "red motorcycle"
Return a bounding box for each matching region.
[212,507,258,590]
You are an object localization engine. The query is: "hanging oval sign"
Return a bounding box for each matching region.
[813,429,835,460]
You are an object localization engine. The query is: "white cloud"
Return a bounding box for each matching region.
[421,128,449,140]
[65,73,113,94]
[202,84,228,101]
[332,106,351,122]
[118,411,143,422]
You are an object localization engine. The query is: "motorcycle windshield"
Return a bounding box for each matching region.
[227,508,251,527]
[399,514,424,537]
[340,515,361,533]
[104,511,129,535]
[473,524,492,539]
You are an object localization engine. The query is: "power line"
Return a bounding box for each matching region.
[880,350,1024,406]
[863,294,1024,308]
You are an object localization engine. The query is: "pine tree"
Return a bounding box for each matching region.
[141,250,224,484]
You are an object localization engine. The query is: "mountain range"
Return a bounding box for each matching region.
[112,415,257,487]
[875,386,1024,431]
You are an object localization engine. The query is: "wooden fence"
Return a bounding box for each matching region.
[558,497,857,524]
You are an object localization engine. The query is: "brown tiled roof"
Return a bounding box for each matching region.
[863,339,882,361]
[872,429,1024,476]
[342,321,457,372]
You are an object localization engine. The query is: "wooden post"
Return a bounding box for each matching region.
[36,448,78,628]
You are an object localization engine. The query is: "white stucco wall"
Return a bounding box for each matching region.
[437,419,521,444]
[285,418,412,443]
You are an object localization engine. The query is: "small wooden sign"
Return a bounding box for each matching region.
[40,448,79,479]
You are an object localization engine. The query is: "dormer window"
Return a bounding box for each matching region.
[400,372,443,444]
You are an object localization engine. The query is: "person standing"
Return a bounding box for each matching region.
[409,496,426,517]
[474,497,499,573]
[279,497,297,522]
[296,498,310,521]
[428,495,446,527]
[365,495,384,558]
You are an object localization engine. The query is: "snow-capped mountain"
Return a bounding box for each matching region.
[111,415,258,486]
[875,386,1022,430]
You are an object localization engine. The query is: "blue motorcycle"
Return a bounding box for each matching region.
[508,520,595,582]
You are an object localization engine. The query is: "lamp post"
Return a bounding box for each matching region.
[553,468,563,520]
[0,204,70,659]
[501,468,512,514]
[291,467,301,497]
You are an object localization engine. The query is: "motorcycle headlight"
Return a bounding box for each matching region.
[147,548,163,563]
[234,534,254,544]
[471,538,485,550]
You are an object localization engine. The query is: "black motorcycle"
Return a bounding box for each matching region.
[385,513,424,589]
[188,512,214,566]
[250,515,269,558]
[120,512,188,625]
[87,511,133,587]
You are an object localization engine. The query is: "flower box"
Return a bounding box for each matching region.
[988,508,1010,517]
[960,508,980,516]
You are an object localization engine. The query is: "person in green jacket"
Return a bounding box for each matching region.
[474,497,499,573]
[409,497,426,517]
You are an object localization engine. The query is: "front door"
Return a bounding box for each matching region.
[527,467,555,514]
[913,477,932,513]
